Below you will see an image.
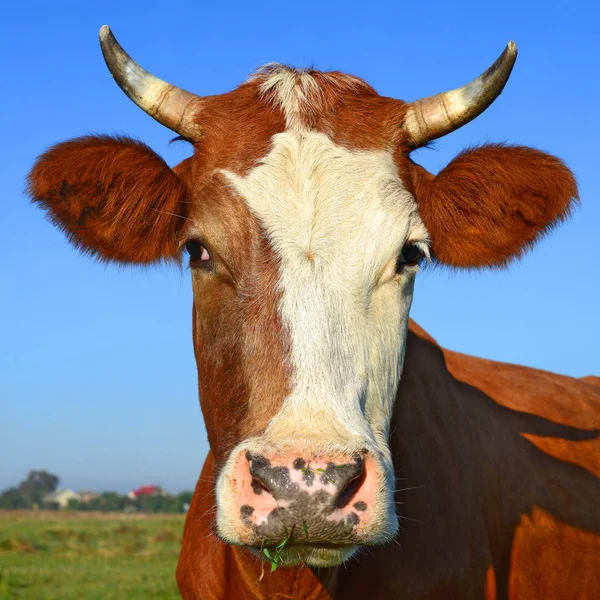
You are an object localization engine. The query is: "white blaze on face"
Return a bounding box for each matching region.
[220,130,428,459]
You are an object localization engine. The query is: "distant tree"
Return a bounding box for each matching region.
[0,487,28,509]
[139,494,165,513]
[85,496,104,511]
[100,492,122,512]
[163,496,180,513]
[172,491,194,513]
[131,490,194,513]
[122,495,138,512]
[178,491,193,505]
[18,470,60,507]
[67,498,82,510]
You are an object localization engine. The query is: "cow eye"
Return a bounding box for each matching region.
[396,244,424,272]
[185,241,212,268]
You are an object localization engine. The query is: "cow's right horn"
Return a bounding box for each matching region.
[99,26,203,139]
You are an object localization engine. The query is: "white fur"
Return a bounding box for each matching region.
[215,130,429,550]
[256,68,316,130]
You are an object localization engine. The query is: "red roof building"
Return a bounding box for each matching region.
[127,485,166,499]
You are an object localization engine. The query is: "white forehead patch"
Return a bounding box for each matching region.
[220,130,428,455]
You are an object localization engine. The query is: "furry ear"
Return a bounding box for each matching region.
[411,144,578,268]
[27,135,189,264]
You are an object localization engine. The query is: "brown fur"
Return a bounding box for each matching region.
[408,144,579,267]
[27,136,188,263]
[178,322,600,599]
[254,66,410,150]
[178,89,292,465]
[581,376,600,388]
[191,81,287,175]
[187,182,292,465]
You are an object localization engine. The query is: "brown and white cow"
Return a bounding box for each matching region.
[27,27,599,599]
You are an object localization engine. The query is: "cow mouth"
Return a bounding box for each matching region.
[248,543,359,568]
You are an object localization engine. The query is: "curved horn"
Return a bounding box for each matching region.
[99,25,202,139]
[404,42,517,148]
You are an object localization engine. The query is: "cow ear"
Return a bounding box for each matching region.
[27,135,189,264]
[411,144,578,268]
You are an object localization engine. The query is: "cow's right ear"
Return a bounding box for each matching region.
[27,135,189,264]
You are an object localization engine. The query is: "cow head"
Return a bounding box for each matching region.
[27,27,577,567]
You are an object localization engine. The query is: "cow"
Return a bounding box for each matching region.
[26,26,599,599]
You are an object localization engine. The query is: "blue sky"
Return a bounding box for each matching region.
[2,0,598,494]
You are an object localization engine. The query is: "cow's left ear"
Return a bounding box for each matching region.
[410,144,578,268]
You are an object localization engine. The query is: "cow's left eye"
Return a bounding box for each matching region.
[396,244,424,272]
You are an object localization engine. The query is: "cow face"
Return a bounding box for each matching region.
[170,72,432,564]
[183,123,429,565]
[27,28,577,568]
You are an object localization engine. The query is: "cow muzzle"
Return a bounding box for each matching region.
[216,446,397,566]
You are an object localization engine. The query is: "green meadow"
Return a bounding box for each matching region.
[0,511,186,599]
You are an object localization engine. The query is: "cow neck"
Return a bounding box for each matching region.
[178,451,339,600]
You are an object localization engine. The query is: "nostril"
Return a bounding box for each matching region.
[251,478,270,496]
[336,462,367,509]
[246,454,279,497]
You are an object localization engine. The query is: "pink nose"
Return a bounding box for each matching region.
[231,451,376,546]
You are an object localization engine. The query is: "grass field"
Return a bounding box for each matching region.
[0,510,186,599]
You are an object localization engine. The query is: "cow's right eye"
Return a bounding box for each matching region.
[185,241,212,268]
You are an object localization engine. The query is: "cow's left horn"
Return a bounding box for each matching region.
[99,25,203,139]
[403,42,517,147]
